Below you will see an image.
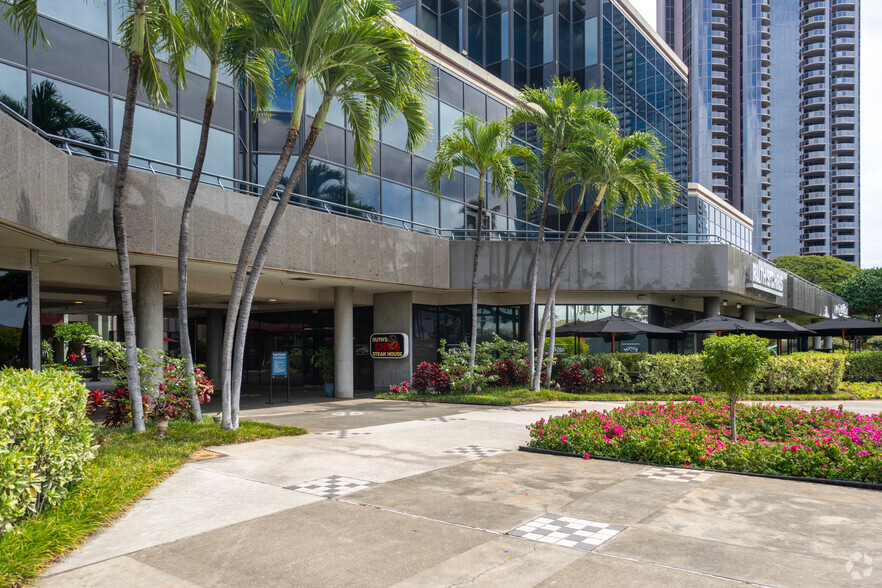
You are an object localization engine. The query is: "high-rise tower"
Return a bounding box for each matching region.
[658,0,860,263]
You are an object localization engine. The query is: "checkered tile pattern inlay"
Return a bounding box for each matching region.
[443,445,509,459]
[508,514,625,550]
[329,411,365,416]
[320,430,372,439]
[635,466,713,483]
[286,475,377,498]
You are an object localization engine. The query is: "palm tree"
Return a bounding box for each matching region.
[537,124,678,388]
[1,81,108,157]
[221,0,431,429]
[172,0,274,422]
[425,115,538,371]
[508,79,617,390]
[5,0,182,433]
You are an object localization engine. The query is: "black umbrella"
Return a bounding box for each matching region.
[556,315,681,351]
[762,316,815,354]
[807,317,882,352]
[674,313,781,337]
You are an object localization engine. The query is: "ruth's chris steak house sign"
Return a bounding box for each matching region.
[370,333,409,359]
[746,262,785,296]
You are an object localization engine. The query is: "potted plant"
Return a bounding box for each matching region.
[311,347,335,397]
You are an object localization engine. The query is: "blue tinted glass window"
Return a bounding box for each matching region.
[440,197,463,231]
[382,181,411,223]
[40,0,108,37]
[0,63,27,113]
[348,173,380,213]
[112,99,176,173]
[413,189,439,231]
[32,74,109,132]
[307,160,346,205]
[180,120,234,180]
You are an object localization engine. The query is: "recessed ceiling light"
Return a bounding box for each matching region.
[163,291,173,295]
[268,298,277,302]
[73,301,83,304]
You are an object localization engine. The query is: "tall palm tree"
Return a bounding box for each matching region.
[5,0,182,433]
[537,124,678,388]
[172,0,273,422]
[221,0,431,429]
[425,114,538,371]
[508,79,616,390]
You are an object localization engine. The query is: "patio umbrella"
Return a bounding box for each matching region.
[761,316,815,355]
[674,313,781,337]
[806,317,882,352]
[556,315,681,352]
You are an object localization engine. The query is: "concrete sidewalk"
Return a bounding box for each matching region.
[40,399,882,587]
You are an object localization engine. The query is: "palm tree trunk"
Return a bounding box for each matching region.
[219,83,306,430]
[729,396,737,441]
[114,50,145,433]
[528,162,559,391]
[536,186,585,387]
[177,66,217,423]
[545,294,557,389]
[468,178,485,372]
[230,121,323,428]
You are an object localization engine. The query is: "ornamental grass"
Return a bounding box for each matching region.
[527,398,882,483]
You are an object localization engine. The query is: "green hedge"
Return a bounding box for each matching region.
[843,352,882,382]
[635,354,707,395]
[0,369,95,533]
[760,353,845,395]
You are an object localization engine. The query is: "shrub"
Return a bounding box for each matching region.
[635,354,706,395]
[483,358,529,387]
[575,353,629,388]
[437,341,498,393]
[761,353,845,395]
[703,335,770,440]
[0,369,95,533]
[611,352,647,372]
[843,352,882,382]
[556,360,586,394]
[411,362,451,394]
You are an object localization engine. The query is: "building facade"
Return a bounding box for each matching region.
[0,1,843,391]
[657,0,860,263]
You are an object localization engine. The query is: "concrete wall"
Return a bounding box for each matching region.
[0,113,449,290]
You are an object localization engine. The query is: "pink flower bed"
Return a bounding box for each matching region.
[527,398,882,483]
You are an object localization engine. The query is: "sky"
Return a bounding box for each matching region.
[628,0,878,269]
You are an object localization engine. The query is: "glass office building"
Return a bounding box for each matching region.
[658,0,860,263]
[399,0,693,238]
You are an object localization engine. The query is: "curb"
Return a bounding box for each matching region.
[518,445,882,492]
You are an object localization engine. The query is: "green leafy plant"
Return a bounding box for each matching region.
[0,368,96,534]
[311,347,334,384]
[437,340,498,393]
[635,353,706,395]
[573,353,629,389]
[53,323,98,364]
[836,268,882,321]
[760,353,845,394]
[843,352,882,382]
[702,335,770,440]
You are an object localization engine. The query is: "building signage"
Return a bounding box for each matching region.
[620,344,641,354]
[746,262,785,296]
[833,303,849,319]
[271,352,288,376]
[370,333,409,359]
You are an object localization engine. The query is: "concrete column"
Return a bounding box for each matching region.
[135,265,164,357]
[703,296,721,318]
[206,309,223,382]
[741,305,756,322]
[28,251,40,371]
[334,287,354,399]
[823,335,833,351]
[372,291,413,391]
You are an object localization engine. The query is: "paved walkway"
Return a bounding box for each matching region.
[41,399,882,587]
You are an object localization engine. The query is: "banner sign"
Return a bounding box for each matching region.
[370,333,409,359]
[271,352,288,376]
[746,262,785,296]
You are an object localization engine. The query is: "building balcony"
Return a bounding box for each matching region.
[833,194,857,204]
[832,76,856,88]
[802,245,829,254]
[800,217,828,228]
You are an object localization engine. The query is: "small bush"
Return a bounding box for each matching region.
[636,354,707,395]
[410,362,451,394]
[611,352,647,372]
[556,360,586,394]
[761,353,845,395]
[0,369,95,533]
[843,352,882,382]
[575,353,629,388]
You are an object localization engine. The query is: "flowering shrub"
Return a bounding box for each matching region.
[587,366,605,390]
[388,381,409,394]
[574,353,629,388]
[411,362,451,393]
[527,399,882,483]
